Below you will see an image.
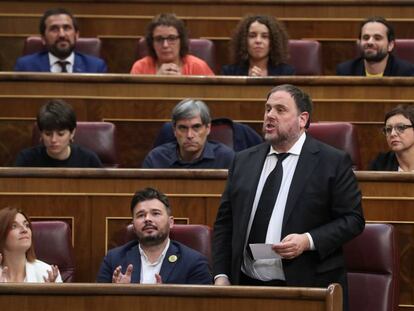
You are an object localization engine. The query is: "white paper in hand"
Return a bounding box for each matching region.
[249,243,281,260]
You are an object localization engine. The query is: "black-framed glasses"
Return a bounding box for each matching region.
[153,35,180,45]
[382,123,414,136]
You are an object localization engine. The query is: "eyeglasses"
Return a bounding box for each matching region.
[153,35,180,45]
[382,123,414,136]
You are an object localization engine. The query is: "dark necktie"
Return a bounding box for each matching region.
[247,152,290,258]
[57,61,69,73]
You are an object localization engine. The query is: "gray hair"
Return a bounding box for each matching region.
[171,99,211,126]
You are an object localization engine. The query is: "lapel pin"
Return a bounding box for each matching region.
[168,255,178,263]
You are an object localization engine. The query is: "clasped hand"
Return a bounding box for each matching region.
[157,63,181,75]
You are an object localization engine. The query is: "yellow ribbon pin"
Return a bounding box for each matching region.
[169,255,178,263]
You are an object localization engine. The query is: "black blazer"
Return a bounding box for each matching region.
[213,135,365,288]
[221,61,295,76]
[369,151,399,171]
[336,54,414,76]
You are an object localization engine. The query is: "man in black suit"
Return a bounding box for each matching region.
[337,16,414,76]
[212,84,365,310]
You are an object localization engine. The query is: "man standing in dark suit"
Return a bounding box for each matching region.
[14,8,107,73]
[213,84,364,310]
[337,16,414,76]
[97,187,212,284]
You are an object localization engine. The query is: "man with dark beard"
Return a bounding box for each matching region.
[212,84,364,311]
[14,8,107,73]
[97,187,212,284]
[337,16,414,76]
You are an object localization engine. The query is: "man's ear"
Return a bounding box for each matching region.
[299,112,309,129]
[206,123,211,136]
[388,40,395,53]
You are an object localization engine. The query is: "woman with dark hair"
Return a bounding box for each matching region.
[15,99,102,167]
[221,15,295,76]
[0,207,62,282]
[130,13,214,76]
[369,104,414,171]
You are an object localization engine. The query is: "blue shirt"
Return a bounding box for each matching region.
[142,141,234,169]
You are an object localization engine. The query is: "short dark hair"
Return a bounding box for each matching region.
[0,207,36,262]
[230,15,289,66]
[359,16,395,42]
[384,104,414,125]
[145,13,189,59]
[130,187,171,216]
[39,8,79,36]
[171,99,211,126]
[267,84,313,129]
[37,99,77,132]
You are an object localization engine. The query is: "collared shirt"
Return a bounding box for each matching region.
[139,239,170,284]
[242,132,309,281]
[142,141,234,169]
[49,52,75,73]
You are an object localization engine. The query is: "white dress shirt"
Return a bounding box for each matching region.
[139,239,170,284]
[49,52,75,73]
[242,132,311,281]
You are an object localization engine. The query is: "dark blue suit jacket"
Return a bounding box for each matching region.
[336,54,414,76]
[14,51,107,73]
[96,240,212,284]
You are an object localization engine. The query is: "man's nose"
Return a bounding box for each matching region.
[58,27,66,37]
[186,128,196,138]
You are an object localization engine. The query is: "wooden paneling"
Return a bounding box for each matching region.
[1,0,414,18]
[0,283,342,311]
[4,14,414,39]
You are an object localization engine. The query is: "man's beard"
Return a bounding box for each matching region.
[49,40,75,59]
[262,124,300,149]
[264,131,289,147]
[137,229,169,247]
[361,47,389,63]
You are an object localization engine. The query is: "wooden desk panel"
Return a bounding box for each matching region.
[2,14,414,39]
[1,0,414,18]
[0,283,342,311]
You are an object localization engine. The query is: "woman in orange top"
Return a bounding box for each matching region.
[130,13,214,76]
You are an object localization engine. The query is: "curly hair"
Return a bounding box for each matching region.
[145,13,189,60]
[230,15,289,66]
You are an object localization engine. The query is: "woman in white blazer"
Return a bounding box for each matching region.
[0,207,62,283]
